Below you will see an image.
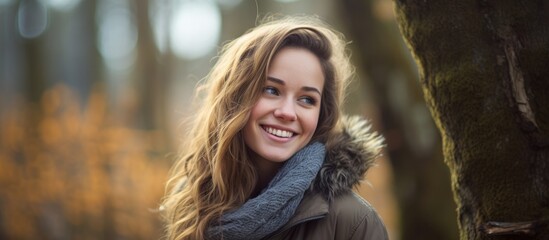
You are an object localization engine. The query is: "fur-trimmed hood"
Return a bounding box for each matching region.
[310,116,384,201]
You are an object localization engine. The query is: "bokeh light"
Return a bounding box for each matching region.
[169,0,221,60]
[17,0,48,39]
[96,0,137,70]
[148,0,169,53]
[42,0,81,12]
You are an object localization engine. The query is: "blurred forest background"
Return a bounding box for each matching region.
[0,0,458,239]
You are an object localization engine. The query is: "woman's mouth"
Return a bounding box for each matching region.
[262,125,295,138]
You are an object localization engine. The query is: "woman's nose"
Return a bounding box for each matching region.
[273,99,297,121]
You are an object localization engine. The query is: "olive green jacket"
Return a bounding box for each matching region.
[264,191,388,240]
[265,116,388,240]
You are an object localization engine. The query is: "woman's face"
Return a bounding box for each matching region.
[242,47,325,163]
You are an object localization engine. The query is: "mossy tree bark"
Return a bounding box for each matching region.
[337,1,459,239]
[394,0,549,239]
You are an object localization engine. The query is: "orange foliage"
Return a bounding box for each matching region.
[0,85,170,240]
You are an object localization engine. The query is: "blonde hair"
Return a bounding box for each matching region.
[162,16,353,240]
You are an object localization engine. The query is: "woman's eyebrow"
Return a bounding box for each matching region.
[266,76,321,96]
[267,76,285,85]
[302,86,321,96]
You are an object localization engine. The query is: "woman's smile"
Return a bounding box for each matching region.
[262,125,296,138]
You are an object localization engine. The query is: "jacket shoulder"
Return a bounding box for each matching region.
[328,192,388,240]
[269,192,388,240]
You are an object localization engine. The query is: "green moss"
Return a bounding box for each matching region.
[396,0,549,238]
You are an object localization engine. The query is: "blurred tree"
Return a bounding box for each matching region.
[337,0,458,239]
[135,0,168,131]
[394,0,549,239]
[19,0,47,103]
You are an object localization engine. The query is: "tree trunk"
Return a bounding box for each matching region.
[394,0,549,239]
[134,0,165,130]
[337,0,458,239]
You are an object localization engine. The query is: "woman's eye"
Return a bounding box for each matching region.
[264,86,279,95]
[299,96,317,105]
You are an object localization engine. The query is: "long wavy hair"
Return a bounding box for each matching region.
[161,16,353,240]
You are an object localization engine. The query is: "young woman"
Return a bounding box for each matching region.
[162,16,388,240]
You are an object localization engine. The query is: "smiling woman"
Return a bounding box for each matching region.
[161,16,388,240]
[243,47,325,195]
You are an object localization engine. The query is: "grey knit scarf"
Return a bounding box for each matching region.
[207,142,325,240]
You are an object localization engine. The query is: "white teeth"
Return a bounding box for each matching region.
[265,126,293,138]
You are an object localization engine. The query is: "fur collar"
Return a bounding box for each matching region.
[311,116,384,201]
